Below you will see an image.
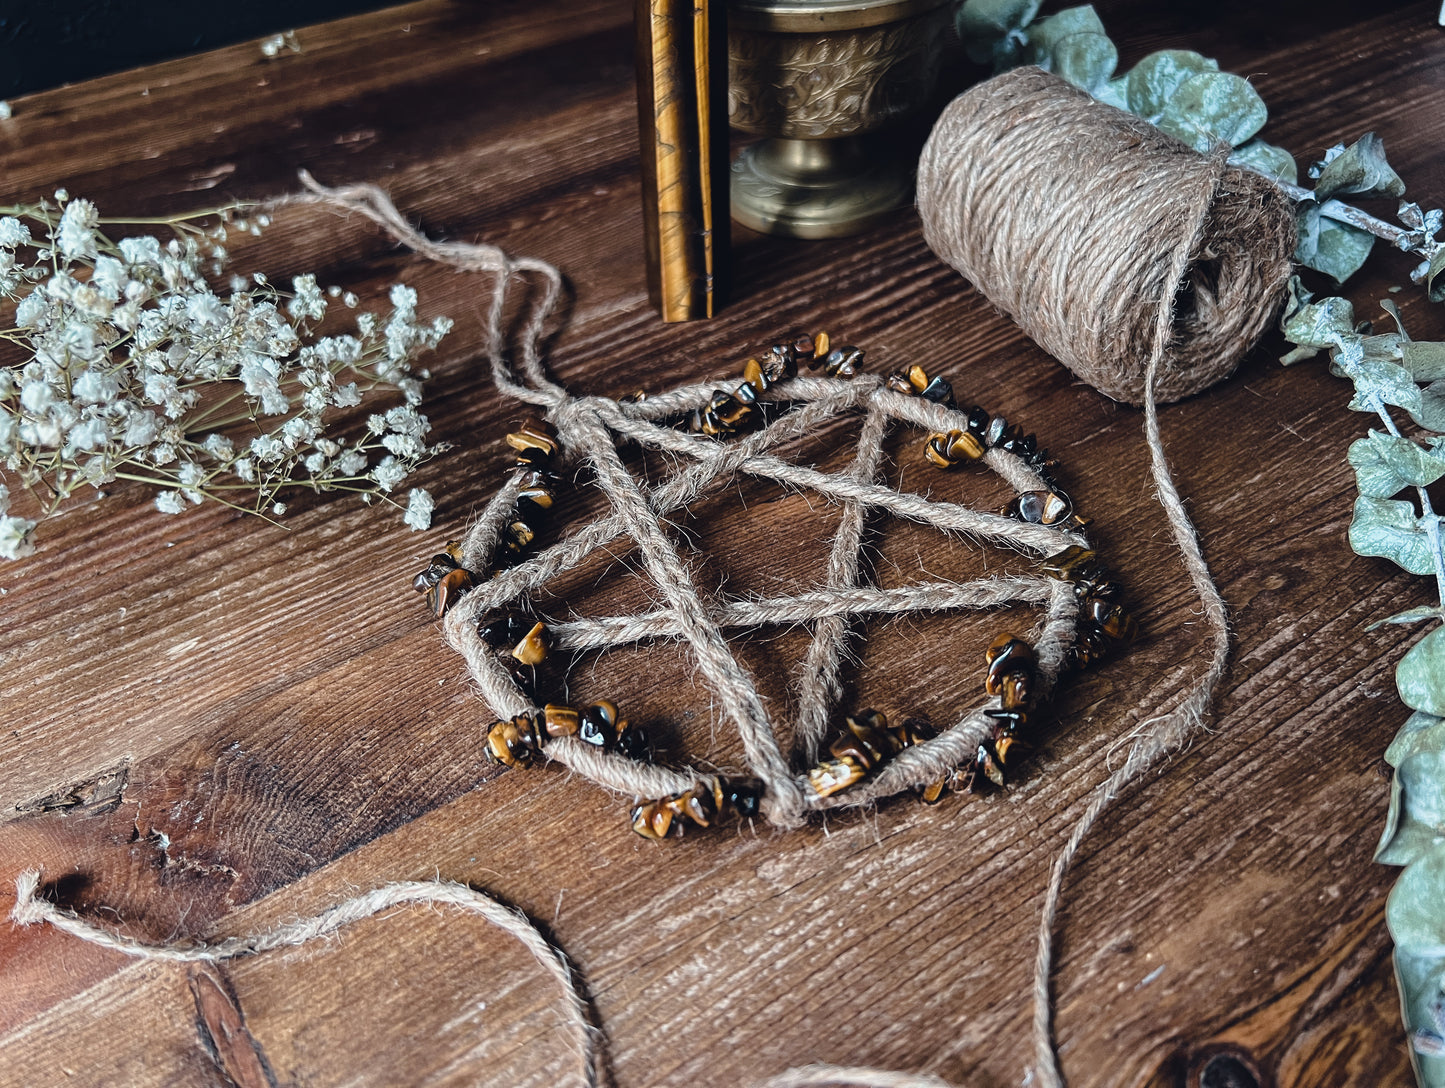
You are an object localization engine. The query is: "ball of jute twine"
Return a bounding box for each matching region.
[917,66,1296,406]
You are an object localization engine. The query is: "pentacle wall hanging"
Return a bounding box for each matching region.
[416,332,1136,836]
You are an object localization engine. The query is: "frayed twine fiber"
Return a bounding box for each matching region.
[917,66,1296,406]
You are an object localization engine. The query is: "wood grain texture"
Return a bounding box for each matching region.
[0,1,1437,1085]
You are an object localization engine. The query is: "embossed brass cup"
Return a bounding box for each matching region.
[728,0,955,238]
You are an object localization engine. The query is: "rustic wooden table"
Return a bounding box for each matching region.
[1,1,1440,1085]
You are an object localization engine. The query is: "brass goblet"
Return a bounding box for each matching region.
[728,0,956,238]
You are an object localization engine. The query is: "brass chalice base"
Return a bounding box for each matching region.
[731,136,914,239]
[727,0,953,238]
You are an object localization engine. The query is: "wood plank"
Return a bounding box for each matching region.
[1,1,1441,1086]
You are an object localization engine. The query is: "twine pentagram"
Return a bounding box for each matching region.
[439,355,1092,830]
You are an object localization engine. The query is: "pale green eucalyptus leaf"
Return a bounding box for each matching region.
[1382,299,1413,341]
[1387,711,1445,768]
[1390,851,1445,956]
[1400,626,1445,716]
[1092,77,1129,110]
[1279,277,1353,358]
[1371,607,1445,633]
[1378,751,1445,869]
[1348,431,1445,498]
[1229,138,1298,185]
[1403,343,1445,382]
[1124,49,1217,119]
[1044,32,1117,92]
[1024,4,1106,52]
[1427,248,1445,305]
[1313,132,1406,202]
[1380,714,1445,866]
[1304,217,1376,284]
[1154,72,1267,152]
[1350,495,1438,575]
[1379,771,1407,863]
[1412,384,1445,432]
[957,0,1041,64]
[1345,357,1422,416]
[1393,952,1445,1085]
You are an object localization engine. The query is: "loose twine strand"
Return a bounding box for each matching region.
[13,123,1260,1084]
[9,870,600,1088]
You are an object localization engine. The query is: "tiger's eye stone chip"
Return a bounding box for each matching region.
[505,418,559,460]
[543,703,580,737]
[511,621,550,665]
[1039,545,1097,581]
[885,370,915,395]
[743,357,768,393]
[947,430,985,461]
[1087,597,1138,641]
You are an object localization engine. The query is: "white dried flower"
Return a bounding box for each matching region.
[0,514,36,559]
[0,191,452,556]
[55,198,99,260]
[404,488,434,531]
[372,455,407,492]
[0,217,30,247]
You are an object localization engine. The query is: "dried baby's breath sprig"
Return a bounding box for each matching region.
[0,190,453,559]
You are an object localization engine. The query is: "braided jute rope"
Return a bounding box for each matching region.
[12,152,1256,1087]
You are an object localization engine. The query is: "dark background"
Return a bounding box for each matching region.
[0,1,395,97]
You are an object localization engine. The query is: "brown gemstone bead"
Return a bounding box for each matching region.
[885,369,915,395]
[947,430,985,462]
[1071,625,1110,669]
[578,703,617,748]
[517,471,554,511]
[1000,670,1031,710]
[895,716,936,748]
[925,432,956,469]
[503,520,535,551]
[1040,545,1098,581]
[906,364,930,394]
[486,713,544,767]
[812,331,830,358]
[1008,490,1072,525]
[985,635,1035,694]
[792,333,816,359]
[822,346,864,378]
[508,621,549,666]
[980,743,1006,788]
[681,790,714,826]
[1087,596,1138,641]
[920,779,947,805]
[429,566,474,617]
[632,801,674,840]
[505,418,559,459]
[542,703,580,738]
